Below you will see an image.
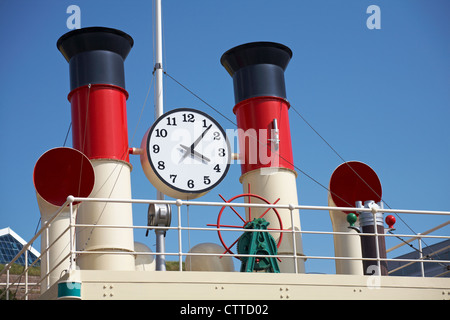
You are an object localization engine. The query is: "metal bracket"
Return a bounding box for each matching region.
[152,62,163,75]
[268,118,280,151]
[348,226,361,233]
[356,200,384,228]
[146,203,171,236]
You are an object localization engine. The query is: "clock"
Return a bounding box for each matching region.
[140,108,231,199]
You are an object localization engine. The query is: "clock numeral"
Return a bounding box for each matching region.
[204,176,211,185]
[155,129,167,138]
[213,132,221,140]
[187,179,194,189]
[166,117,177,126]
[218,148,225,157]
[169,174,177,183]
[202,119,208,128]
[214,164,221,173]
[153,144,160,153]
[158,161,165,170]
[182,113,195,123]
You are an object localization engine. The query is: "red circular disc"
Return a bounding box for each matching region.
[33,147,95,206]
[216,193,284,258]
[329,161,382,214]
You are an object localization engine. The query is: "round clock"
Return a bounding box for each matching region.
[140,108,231,199]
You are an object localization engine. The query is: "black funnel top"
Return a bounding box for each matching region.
[57,27,134,91]
[221,42,292,104]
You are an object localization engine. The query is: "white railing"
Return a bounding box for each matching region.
[0,197,71,300]
[386,220,450,277]
[1,196,449,299]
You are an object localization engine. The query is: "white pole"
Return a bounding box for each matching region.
[154,0,166,271]
[154,0,164,120]
[154,0,164,203]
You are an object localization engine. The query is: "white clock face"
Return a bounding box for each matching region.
[144,108,231,198]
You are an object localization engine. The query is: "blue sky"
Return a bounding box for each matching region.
[0,0,449,273]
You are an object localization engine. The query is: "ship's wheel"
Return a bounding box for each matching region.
[207,185,285,260]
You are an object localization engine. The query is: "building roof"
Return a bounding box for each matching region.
[0,227,40,266]
[388,239,450,277]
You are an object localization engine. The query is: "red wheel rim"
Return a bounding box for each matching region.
[212,192,284,259]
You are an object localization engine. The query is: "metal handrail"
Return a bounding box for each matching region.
[68,196,450,275]
[1,195,449,299]
[0,198,71,300]
[386,220,450,276]
[387,220,450,253]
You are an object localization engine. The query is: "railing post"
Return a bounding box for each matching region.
[373,208,381,276]
[418,234,425,277]
[176,199,183,271]
[289,204,298,274]
[44,225,49,290]
[69,200,76,272]
[25,249,28,300]
[6,267,10,300]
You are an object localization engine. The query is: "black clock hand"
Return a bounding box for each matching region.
[190,124,212,151]
[179,144,211,163]
[180,124,212,162]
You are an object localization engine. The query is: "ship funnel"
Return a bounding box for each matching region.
[57,27,135,271]
[328,161,382,275]
[57,27,133,162]
[57,26,133,91]
[221,42,305,273]
[221,42,292,104]
[33,147,94,291]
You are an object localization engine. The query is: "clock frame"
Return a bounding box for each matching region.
[140,108,231,199]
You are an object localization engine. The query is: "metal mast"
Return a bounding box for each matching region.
[154,0,164,120]
[153,0,167,271]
